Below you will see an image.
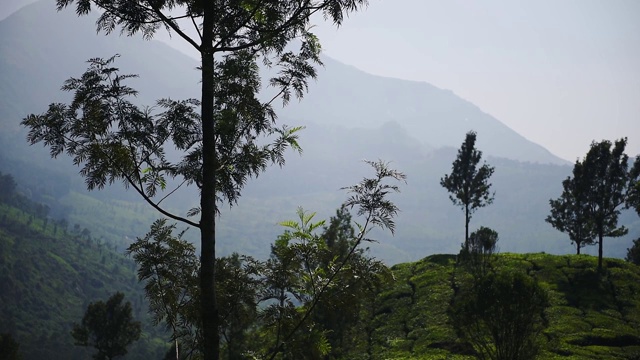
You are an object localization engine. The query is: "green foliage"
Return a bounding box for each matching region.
[127,220,200,357]
[71,292,142,360]
[0,191,166,360]
[25,2,370,358]
[546,160,597,254]
[559,139,637,270]
[459,226,498,277]
[440,131,495,247]
[627,156,640,217]
[449,270,549,360]
[627,238,640,265]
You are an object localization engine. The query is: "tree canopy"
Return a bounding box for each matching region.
[546,161,597,255]
[71,292,141,360]
[547,139,640,268]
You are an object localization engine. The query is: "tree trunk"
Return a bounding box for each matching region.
[200,3,220,359]
[576,242,580,255]
[598,230,603,271]
[464,204,469,250]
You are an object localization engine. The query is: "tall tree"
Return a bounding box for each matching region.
[440,131,495,248]
[71,292,141,360]
[546,161,596,254]
[579,139,634,271]
[22,1,369,359]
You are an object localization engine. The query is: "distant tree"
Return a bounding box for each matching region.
[546,161,596,255]
[449,271,549,360]
[628,156,640,216]
[578,139,636,270]
[461,226,499,277]
[71,292,141,360]
[441,131,495,248]
[626,238,640,265]
[0,172,17,203]
[0,333,23,360]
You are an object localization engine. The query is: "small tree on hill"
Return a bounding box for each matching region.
[461,226,498,277]
[546,161,596,255]
[441,131,495,249]
[449,271,549,360]
[71,292,141,360]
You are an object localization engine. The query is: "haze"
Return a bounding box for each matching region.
[2,0,637,161]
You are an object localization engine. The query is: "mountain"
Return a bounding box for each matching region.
[280,57,567,165]
[0,0,564,165]
[1,0,638,265]
[0,0,37,21]
[0,0,199,134]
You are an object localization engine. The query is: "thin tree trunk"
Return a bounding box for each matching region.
[200,3,220,359]
[598,231,603,271]
[464,204,469,250]
[576,244,580,255]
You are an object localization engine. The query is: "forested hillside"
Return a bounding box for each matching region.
[0,171,167,359]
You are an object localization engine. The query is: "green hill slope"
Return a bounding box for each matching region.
[0,200,167,359]
[371,253,640,359]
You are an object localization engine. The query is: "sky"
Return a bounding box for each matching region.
[310,0,640,162]
[2,0,639,161]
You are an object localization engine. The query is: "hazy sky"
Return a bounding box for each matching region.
[309,0,640,161]
[3,0,639,161]
[159,0,640,161]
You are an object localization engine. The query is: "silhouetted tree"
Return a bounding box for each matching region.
[546,161,596,254]
[441,131,495,248]
[461,226,498,277]
[0,172,17,203]
[626,238,640,265]
[577,139,636,270]
[24,2,369,358]
[628,155,640,216]
[71,292,141,360]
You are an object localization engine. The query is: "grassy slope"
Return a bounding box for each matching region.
[372,253,640,359]
[0,202,167,360]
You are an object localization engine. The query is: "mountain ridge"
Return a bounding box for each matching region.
[0,0,566,165]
